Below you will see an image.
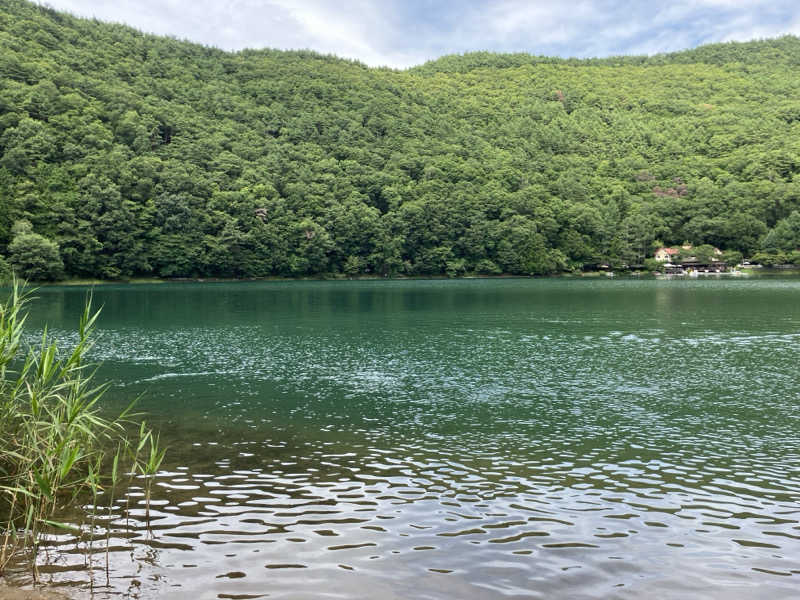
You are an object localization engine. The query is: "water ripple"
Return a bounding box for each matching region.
[12,279,800,599]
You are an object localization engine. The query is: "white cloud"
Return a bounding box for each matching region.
[35,0,800,68]
[694,0,769,6]
[262,0,420,66]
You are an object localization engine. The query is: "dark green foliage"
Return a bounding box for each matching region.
[761,211,800,251]
[0,255,10,282]
[1,0,799,278]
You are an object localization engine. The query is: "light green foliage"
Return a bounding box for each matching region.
[343,255,362,276]
[751,251,786,267]
[474,258,502,275]
[643,258,664,272]
[7,220,64,281]
[693,244,718,262]
[2,1,800,277]
[722,250,743,266]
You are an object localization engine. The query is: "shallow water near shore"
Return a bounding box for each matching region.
[9,278,800,599]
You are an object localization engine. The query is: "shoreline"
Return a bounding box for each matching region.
[3,266,800,288]
[0,582,68,600]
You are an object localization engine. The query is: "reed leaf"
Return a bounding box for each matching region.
[0,279,165,575]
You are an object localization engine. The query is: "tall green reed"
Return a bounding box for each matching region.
[0,280,164,579]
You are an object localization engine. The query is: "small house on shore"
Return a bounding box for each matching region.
[656,244,728,273]
[654,247,679,262]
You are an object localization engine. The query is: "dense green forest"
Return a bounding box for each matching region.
[2,0,800,281]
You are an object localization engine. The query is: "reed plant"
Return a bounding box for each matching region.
[0,280,163,579]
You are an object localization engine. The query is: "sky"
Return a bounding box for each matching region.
[37,0,800,68]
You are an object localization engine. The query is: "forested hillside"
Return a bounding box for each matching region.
[2,0,800,280]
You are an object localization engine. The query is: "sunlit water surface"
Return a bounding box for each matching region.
[9,278,800,599]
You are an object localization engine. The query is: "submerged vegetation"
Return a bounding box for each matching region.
[0,281,164,579]
[2,1,800,279]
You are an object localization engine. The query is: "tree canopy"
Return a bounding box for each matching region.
[2,0,800,279]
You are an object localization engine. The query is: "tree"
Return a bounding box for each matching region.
[693,244,717,263]
[751,251,786,266]
[720,213,766,254]
[722,249,743,266]
[0,255,11,283]
[288,218,334,275]
[762,211,800,252]
[7,220,64,281]
[0,118,54,175]
[620,213,666,265]
[495,216,565,275]
[343,255,362,276]
[3,1,800,279]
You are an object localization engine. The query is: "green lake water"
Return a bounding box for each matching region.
[13,278,800,599]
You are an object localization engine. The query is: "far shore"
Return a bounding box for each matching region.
[2,266,800,288]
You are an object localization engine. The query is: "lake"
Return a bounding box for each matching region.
[11,277,800,599]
